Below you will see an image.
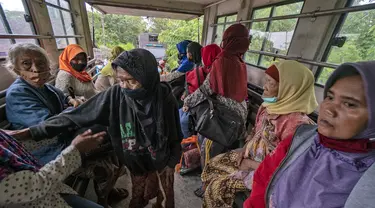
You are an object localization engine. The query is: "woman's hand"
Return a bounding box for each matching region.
[71,129,106,154]
[3,128,31,140]
[68,97,86,107]
[182,105,189,112]
[239,158,260,171]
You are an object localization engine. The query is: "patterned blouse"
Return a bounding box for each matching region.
[232,106,315,189]
[0,145,81,208]
[55,70,97,100]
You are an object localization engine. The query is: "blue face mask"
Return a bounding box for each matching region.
[262,97,278,103]
[121,87,148,100]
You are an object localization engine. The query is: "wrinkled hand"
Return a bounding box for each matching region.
[239,158,253,171]
[182,105,189,112]
[69,97,86,107]
[3,128,31,140]
[71,129,106,154]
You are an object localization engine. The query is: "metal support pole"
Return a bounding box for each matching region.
[0,4,15,44]
[0,34,83,39]
[211,3,375,26]
[247,49,339,68]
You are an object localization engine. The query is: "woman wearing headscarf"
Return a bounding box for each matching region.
[95,46,124,92]
[183,24,250,197]
[10,49,182,208]
[177,44,221,174]
[201,60,318,207]
[0,129,105,208]
[179,41,203,139]
[160,40,193,82]
[56,44,96,101]
[245,61,375,208]
[185,44,221,95]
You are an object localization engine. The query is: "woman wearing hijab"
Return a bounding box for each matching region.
[160,40,194,82]
[185,44,221,95]
[183,24,250,197]
[177,44,221,174]
[95,46,124,92]
[10,49,182,208]
[245,61,375,208]
[0,129,105,207]
[201,60,318,207]
[56,44,96,101]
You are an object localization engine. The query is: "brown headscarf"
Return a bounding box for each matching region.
[59,44,92,82]
[209,24,250,102]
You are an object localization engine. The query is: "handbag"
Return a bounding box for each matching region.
[193,92,244,147]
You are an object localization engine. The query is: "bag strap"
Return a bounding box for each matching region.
[196,65,201,87]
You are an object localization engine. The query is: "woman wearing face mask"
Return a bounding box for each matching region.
[201,60,318,208]
[245,61,375,208]
[56,44,96,101]
[10,49,183,208]
[160,40,194,82]
[5,43,129,207]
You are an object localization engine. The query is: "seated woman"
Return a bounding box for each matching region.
[56,44,97,100]
[201,60,318,208]
[0,129,105,208]
[183,24,250,197]
[95,46,124,92]
[160,40,194,82]
[5,43,127,207]
[5,43,82,161]
[179,41,202,139]
[245,61,375,208]
[12,49,182,208]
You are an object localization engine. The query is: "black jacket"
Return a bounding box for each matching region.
[30,84,183,175]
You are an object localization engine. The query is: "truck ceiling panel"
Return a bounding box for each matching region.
[93,5,199,20]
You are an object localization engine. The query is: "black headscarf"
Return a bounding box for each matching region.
[187,42,203,65]
[112,49,165,150]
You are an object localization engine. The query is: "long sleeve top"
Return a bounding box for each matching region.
[55,70,97,100]
[0,145,81,208]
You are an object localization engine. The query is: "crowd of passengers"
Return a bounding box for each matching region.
[0,23,374,208]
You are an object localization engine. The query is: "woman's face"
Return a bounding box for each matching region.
[115,66,142,90]
[318,75,368,139]
[187,48,193,61]
[70,52,87,72]
[15,50,50,87]
[263,74,279,98]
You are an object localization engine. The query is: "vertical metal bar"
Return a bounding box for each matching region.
[257,6,274,66]
[91,6,95,47]
[197,17,200,44]
[57,0,69,45]
[0,3,15,44]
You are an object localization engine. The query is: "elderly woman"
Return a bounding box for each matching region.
[56,44,96,100]
[95,46,124,92]
[6,43,80,130]
[201,60,318,207]
[5,43,127,207]
[183,24,250,198]
[245,61,375,208]
[0,129,105,208]
[14,49,182,208]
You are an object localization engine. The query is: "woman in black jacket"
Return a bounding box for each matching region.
[12,49,183,208]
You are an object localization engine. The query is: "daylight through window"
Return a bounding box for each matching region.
[214,14,237,44]
[245,1,304,68]
[46,0,77,49]
[317,0,375,85]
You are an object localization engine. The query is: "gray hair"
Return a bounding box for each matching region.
[5,43,50,74]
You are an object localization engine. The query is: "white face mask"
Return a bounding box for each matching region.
[262,96,278,103]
